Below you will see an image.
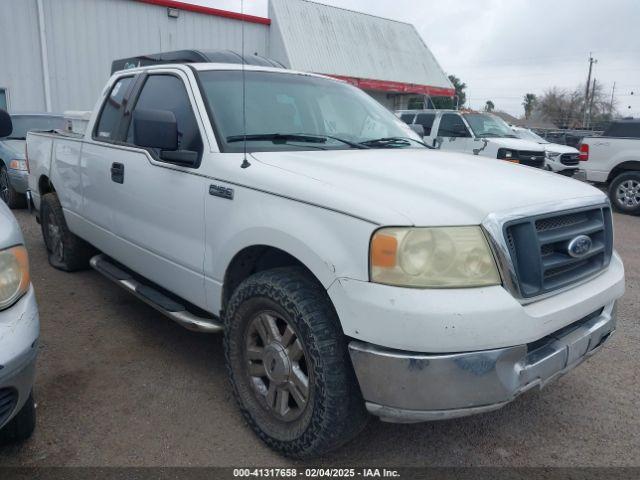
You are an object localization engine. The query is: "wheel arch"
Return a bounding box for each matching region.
[221,244,326,313]
[38,174,55,195]
[608,161,640,182]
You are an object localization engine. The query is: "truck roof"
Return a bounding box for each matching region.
[111,49,285,74]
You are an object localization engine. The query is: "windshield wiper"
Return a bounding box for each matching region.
[227,133,369,149]
[360,137,431,149]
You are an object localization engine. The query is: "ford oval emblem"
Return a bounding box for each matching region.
[567,235,592,258]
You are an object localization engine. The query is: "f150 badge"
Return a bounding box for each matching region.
[209,184,234,200]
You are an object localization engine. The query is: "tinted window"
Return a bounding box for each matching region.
[400,113,415,124]
[127,75,203,155]
[603,121,640,138]
[0,89,7,111]
[415,113,435,135]
[95,77,133,141]
[437,114,469,137]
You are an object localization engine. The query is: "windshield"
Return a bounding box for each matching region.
[5,115,65,139]
[514,128,548,144]
[463,113,519,138]
[198,70,423,152]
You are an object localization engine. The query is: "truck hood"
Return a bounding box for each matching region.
[483,137,545,151]
[543,143,580,154]
[249,149,606,226]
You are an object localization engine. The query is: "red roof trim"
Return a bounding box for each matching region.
[135,0,271,25]
[328,74,455,97]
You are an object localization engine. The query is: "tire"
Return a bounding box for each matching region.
[40,192,95,271]
[224,267,368,458]
[0,164,27,209]
[0,392,36,445]
[608,171,640,215]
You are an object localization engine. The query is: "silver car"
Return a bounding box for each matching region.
[0,113,65,209]
[0,110,39,444]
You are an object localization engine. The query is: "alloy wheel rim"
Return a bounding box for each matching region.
[616,179,640,208]
[46,214,64,262]
[245,311,310,422]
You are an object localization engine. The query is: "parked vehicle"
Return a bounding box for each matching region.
[511,126,581,176]
[24,58,625,458]
[580,119,640,215]
[398,109,547,168]
[0,110,39,444]
[0,113,65,208]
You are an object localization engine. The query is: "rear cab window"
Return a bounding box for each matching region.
[94,76,134,141]
[415,113,435,136]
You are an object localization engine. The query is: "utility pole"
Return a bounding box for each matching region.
[610,81,616,114]
[583,53,597,127]
[587,78,597,129]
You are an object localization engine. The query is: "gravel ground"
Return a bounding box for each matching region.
[0,209,638,467]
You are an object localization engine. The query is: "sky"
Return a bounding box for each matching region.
[188,0,640,118]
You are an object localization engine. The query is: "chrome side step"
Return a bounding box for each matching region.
[90,254,223,334]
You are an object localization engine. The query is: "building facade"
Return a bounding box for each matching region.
[0,0,453,113]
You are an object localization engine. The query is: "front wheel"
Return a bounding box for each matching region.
[224,267,368,458]
[609,171,640,215]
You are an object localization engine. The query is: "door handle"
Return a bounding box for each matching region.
[111,162,124,184]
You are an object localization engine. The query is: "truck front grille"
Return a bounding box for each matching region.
[517,151,546,168]
[503,205,613,298]
[0,388,18,427]
[560,153,580,166]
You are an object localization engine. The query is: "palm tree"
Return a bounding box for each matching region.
[484,100,495,112]
[523,93,537,119]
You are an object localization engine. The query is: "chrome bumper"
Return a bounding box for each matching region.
[349,302,616,423]
[7,168,28,194]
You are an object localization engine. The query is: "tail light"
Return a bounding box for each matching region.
[579,143,589,161]
[25,143,30,173]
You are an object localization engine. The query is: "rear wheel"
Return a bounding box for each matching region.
[0,392,36,444]
[224,267,368,458]
[40,192,95,271]
[609,171,640,215]
[0,164,27,209]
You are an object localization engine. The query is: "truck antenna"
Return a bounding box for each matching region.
[240,0,251,169]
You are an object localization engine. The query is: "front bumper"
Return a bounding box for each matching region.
[7,168,29,194]
[0,286,39,430]
[349,301,616,423]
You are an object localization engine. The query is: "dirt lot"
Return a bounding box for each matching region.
[0,209,638,467]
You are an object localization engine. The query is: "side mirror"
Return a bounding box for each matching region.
[0,109,13,138]
[433,137,443,149]
[409,124,425,137]
[133,108,178,150]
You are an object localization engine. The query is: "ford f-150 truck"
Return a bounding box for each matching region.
[580,119,640,215]
[397,109,547,168]
[25,56,625,458]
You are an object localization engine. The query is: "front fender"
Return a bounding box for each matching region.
[204,189,376,312]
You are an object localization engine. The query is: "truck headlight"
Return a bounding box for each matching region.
[370,227,501,288]
[0,246,30,310]
[497,148,518,163]
[546,151,561,160]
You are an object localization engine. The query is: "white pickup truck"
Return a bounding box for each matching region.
[398,109,547,168]
[580,119,640,215]
[26,56,625,458]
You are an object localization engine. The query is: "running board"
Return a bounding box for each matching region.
[90,254,223,334]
